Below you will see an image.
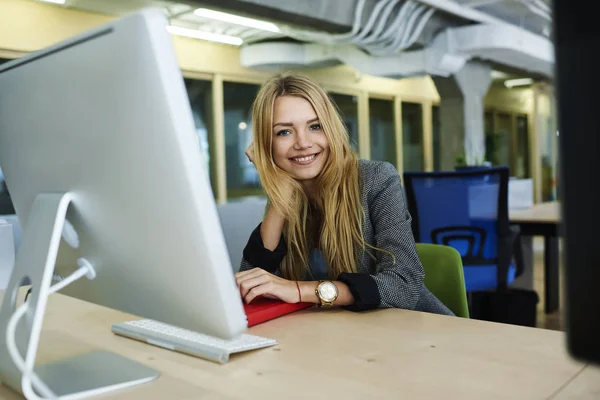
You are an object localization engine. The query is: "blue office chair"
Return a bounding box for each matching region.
[402,167,524,292]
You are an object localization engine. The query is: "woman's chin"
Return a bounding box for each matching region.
[291,172,320,182]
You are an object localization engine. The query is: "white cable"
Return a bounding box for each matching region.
[6,259,96,400]
[6,305,56,399]
[360,0,399,45]
[351,0,396,47]
[274,0,438,55]
[367,2,416,53]
[402,7,436,49]
[371,1,435,54]
[362,0,411,46]
[392,3,427,50]
[361,0,409,48]
[279,0,367,43]
[337,0,367,40]
[48,260,94,294]
[351,0,394,45]
[367,0,418,52]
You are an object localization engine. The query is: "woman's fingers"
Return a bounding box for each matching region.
[239,274,271,298]
[235,267,265,286]
[234,268,296,304]
[245,282,275,304]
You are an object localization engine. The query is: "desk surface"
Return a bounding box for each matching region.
[510,201,560,224]
[554,364,600,399]
[0,290,588,400]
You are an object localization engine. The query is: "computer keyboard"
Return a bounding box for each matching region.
[112,319,278,364]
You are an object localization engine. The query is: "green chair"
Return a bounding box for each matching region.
[416,243,470,318]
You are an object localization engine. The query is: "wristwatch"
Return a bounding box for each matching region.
[315,280,339,307]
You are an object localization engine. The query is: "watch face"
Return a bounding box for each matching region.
[319,282,338,301]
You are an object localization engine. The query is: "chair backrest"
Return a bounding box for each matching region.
[217,197,267,272]
[403,167,510,267]
[416,243,469,318]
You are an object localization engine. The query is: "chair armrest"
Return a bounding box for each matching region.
[497,225,526,290]
[509,225,526,278]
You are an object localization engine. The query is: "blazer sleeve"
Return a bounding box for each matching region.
[239,223,286,274]
[338,162,425,311]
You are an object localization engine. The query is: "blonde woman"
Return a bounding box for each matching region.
[235,73,452,315]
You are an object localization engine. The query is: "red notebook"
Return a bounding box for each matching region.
[243,297,313,327]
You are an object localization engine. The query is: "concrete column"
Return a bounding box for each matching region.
[433,61,492,170]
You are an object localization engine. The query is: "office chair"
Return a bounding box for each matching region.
[416,243,469,318]
[403,167,524,293]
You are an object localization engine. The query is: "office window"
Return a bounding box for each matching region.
[329,93,359,151]
[515,114,530,178]
[402,102,424,171]
[495,112,512,169]
[184,78,216,197]
[432,105,441,170]
[223,82,263,200]
[541,114,557,201]
[484,110,494,134]
[369,98,396,167]
[484,109,499,166]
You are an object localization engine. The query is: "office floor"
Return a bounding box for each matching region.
[534,237,564,331]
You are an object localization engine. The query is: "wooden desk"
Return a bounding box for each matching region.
[553,364,600,399]
[510,201,561,313]
[0,290,590,400]
[510,201,560,225]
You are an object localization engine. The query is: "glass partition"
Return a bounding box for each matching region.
[432,105,441,170]
[402,102,424,171]
[184,78,215,196]
[329,93,359,151]
[369,98,396,167]
[223,82,263,200]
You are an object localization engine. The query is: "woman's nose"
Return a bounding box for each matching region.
[294,130,313,149]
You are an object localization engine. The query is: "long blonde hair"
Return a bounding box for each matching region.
[251,73,367,281]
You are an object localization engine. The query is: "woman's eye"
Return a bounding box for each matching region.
[276,129,291,136]
[309,124,322,131]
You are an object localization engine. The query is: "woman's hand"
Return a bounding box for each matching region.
[235,267,300,304]
[246,141,295,200]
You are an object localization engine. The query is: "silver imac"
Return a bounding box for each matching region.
[0,8,247,399]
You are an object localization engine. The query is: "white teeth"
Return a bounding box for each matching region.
[293,154,316,162]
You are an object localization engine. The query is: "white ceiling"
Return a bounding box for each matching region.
[64,0,284,43]
[452,0,552,37]
[48,0,553,77]
[59,0,553,43]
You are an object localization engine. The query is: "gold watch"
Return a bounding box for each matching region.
[315,280,339,307]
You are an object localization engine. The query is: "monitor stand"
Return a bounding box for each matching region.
[0,193,159,398]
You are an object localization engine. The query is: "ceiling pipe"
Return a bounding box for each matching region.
[413,0,513,25]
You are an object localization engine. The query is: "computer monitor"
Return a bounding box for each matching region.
[0,8,247,397]
[553,0,600,365]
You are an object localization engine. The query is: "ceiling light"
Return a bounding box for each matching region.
[166,26,243,46]
[504,78,533,88]
[491,70,509,80]
[39,0,66,4]
[193,8,280,33]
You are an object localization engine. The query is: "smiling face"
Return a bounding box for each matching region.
[271,95,330,184]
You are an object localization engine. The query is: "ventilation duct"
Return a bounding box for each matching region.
[240,23,553,78]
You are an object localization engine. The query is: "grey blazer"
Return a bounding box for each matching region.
[240,160,453,316]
